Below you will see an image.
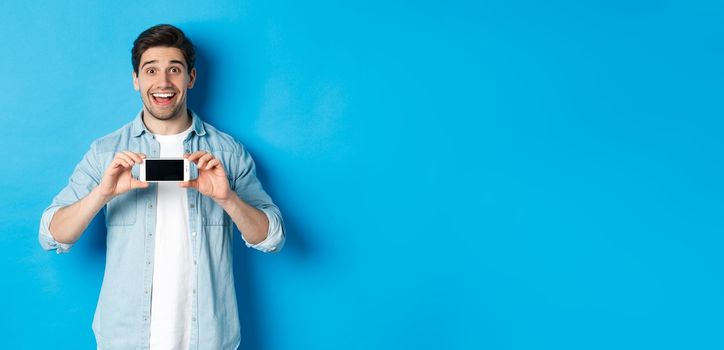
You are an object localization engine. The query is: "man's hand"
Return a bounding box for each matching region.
[180,151,232,202]
[98,151,149,201]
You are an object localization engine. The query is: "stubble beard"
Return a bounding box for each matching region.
[143,95,185,122]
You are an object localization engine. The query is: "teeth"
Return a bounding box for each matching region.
[152,93,174,98]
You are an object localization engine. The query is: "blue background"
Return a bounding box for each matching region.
[1,1,722,349]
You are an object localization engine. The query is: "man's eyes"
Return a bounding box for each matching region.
[144,67,182,75]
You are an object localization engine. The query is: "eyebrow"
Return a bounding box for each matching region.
[140,59,187,70]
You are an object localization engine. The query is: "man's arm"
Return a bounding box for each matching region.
[216,193,269,245]
[180,150,285,252]
[43,151,148,246]
[49,187,111,244]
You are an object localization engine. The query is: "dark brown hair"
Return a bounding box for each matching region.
[131,24,195,75]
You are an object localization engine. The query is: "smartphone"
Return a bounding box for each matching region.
[140,158,191,182]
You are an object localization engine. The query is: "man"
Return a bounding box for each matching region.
[38,24,285,349]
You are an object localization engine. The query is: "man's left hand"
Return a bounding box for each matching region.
[180,151,232,202]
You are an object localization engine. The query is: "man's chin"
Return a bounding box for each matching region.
[150,111,176,120]
[145,104,182,121]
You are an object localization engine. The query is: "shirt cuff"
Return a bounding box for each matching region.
[38,206,74,254]
[244,207,285,253]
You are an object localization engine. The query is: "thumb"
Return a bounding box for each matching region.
[131,178,150,189]
[179,179,198,189]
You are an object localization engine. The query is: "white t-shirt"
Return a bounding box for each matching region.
[149,126,193,350]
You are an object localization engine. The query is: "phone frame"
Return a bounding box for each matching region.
[139,158,191,182]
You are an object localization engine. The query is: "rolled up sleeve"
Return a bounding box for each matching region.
[38,145,102,254]
[232,143,286,253]
[39,206,73,253]
[247,206,285,253]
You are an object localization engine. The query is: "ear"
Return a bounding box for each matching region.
[187,68,196,89]
[132,71,139,91]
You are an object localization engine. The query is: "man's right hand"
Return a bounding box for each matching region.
[49,151,149,244]
[98,151,149,201]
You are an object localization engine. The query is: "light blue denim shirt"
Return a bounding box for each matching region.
[38,110,285,349]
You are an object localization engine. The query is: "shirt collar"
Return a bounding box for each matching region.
[131,108,207,137]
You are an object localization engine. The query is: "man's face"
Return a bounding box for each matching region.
[133,46,196,122]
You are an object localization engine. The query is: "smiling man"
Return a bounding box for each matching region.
[38,24,285,350]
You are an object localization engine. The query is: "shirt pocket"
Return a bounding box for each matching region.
[201,195,226,226]
[106,191,137,226]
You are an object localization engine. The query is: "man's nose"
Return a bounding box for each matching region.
[158,72,172,86]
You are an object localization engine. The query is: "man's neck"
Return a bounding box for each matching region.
[142,107,192,135]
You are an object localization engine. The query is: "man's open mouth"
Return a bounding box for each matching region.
[151,92,176,106]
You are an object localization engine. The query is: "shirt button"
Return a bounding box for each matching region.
[148,203,153,208]
[193,260,197,265]
[144,289,149,294]
[146,261,150,265]
[190,203,195,209]
[191,232,196,237]
[192,317,196,322]
[192,289,196,294]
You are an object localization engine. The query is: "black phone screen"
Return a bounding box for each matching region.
[145,159,184,181]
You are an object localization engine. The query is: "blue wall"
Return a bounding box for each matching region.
[1,1,722,349]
